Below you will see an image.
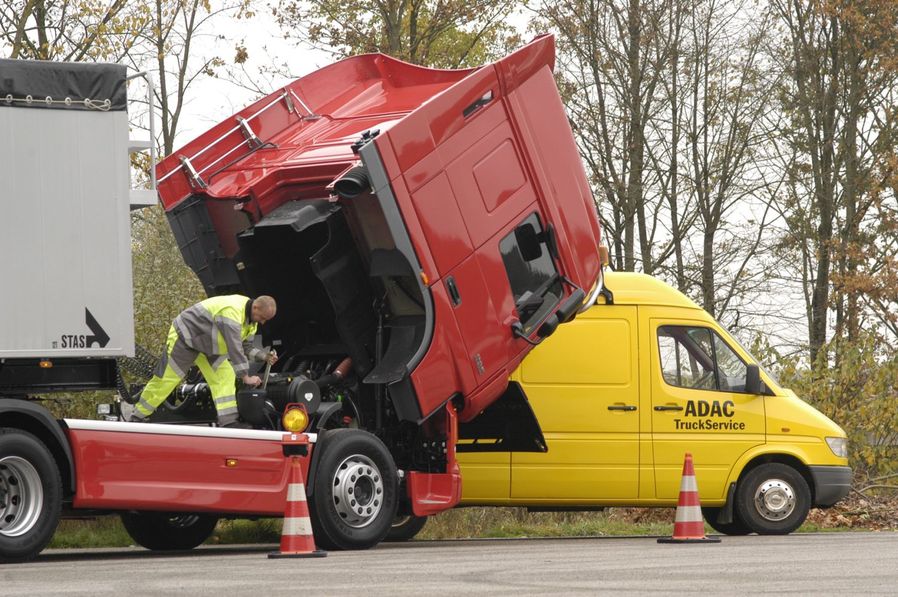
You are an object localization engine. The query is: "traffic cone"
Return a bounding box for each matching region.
[658,452,721,544]
[269,455,327,558]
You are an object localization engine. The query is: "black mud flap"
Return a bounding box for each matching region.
[457,382,546,453]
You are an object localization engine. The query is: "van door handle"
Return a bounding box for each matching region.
[654,404,684,411]
[608,404,637,411]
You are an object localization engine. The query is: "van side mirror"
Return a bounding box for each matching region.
[745,364,761,395]
[515,223,543,262]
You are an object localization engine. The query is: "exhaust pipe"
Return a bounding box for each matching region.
[334,166,371,199]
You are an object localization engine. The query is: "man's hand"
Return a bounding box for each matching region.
[242,375,262,387]
[265,349,278,366]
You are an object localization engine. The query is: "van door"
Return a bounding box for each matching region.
[649,319,765,500]
[510,306,639,501]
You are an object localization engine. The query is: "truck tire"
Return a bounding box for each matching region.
[0,428,63,563]
[735,463,811,535]
[308,429,398,550]
[385,513,428,541]
[120,512,219,550]
[701,507,750,536]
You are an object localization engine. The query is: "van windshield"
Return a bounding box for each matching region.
[724,330,781,387]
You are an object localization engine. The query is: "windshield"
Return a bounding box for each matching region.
[724,329,782,387]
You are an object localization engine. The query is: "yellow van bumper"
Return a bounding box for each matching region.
[810,466,852,507]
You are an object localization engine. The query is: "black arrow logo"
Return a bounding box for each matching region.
[85,308,110,348]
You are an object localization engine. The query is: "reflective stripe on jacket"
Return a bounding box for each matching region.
[173,295,259,377]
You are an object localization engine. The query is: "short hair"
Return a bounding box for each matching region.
[253,295,277,316]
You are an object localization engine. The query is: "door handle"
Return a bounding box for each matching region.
[608,404,637,411]
[446,276,462,306]
[654,404,684,411]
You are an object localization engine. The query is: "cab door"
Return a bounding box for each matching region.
[510,305,640,501]
[649,317,765,500]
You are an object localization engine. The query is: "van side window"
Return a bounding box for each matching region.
[657,326,749,393]
[499,213,562,332]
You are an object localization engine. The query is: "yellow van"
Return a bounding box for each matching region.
[391,272,851,540]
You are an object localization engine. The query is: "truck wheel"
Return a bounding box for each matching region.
[120,512,219,550]
[701,507,750,536]
[308,429,398,550]
[0,429,63,563]
[385,514,428,541]
[735,463,811,535]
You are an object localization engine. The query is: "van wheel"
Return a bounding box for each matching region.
[308,429,398,550]
[120,512,219,550]
[385,514,428,541]
[0,429,63,563]
[701,507,750,536]
[735,463,810,535]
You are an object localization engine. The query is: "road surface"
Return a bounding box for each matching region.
[2,533,896,595]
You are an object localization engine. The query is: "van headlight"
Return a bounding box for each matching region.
[826,437,848,458]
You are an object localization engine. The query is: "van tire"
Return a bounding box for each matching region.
[701,507,750,536]
[0,429,63,563]
[735,463,810,535]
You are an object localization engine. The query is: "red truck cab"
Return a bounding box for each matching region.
[156,34,602,428]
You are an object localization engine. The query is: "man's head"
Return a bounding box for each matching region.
[251,295,277,325]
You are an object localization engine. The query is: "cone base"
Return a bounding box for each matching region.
[268,549,328,558]
[657,536,721,544]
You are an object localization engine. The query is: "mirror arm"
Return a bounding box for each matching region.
[511,321,542,346]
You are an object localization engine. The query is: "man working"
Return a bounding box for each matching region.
[129,295,278,427]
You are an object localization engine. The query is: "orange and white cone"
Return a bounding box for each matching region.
[269,455,327,558]
[658,452,720,544]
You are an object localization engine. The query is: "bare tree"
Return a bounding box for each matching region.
[770,0,898,361]
[0,0,148,61]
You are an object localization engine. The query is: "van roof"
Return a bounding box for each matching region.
[599,272,702,310]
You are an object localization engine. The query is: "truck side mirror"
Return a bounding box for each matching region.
[555,288,586,324]
[745,364,761,395]
[515,223,543,261]
[536,313,559,339]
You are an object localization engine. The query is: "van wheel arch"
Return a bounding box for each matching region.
[737,454,815,504]
[733,455,813,535]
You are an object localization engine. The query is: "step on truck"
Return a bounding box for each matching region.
[0,35,603,562]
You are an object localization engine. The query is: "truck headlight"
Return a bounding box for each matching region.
[826,437,848,458]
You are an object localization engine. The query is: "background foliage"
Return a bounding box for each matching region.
[2,0,896,491]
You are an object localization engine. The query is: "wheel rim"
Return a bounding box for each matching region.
[753,478,796,521]
[331,454,384,529]
[166,514,201,528]
[0,456,44,538]
[392,514,413,528]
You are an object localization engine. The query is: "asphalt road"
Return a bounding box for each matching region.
[2,533,896,596]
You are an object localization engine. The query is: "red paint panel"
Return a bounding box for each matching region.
[410,172,473,276]
[410,284,476,417]
[408,404,461,515]
[68,428,302,515]
[473,139,526,213]
[504,68,602,292]
[444,254,507,384]
[444,119,537,248]
[385,175,438,284]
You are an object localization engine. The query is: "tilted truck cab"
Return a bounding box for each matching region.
[0,36,603,561]
[154,34,602,522]
[455,272,851,536]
